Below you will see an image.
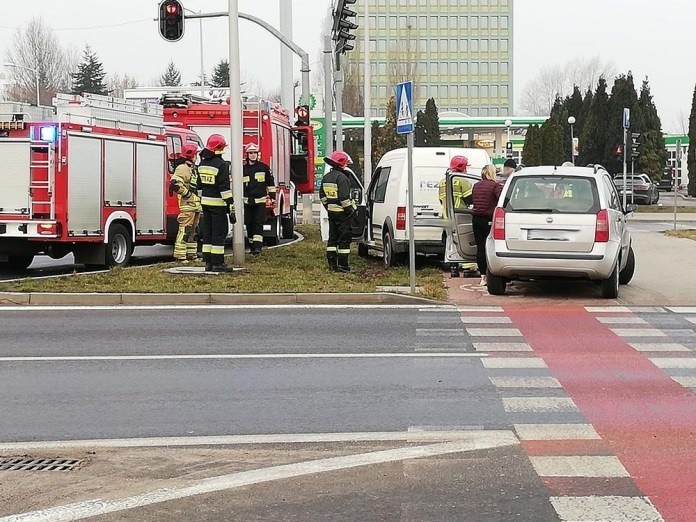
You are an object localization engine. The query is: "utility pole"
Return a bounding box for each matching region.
[279,0,294,113]
[363,0,372,186]
[228,0,245,265]
[323,35,334,159]
[335,55,344,151]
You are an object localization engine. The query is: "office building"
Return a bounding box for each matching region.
[349,0,514,117]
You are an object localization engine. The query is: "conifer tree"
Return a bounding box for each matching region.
[71,45,108,96]
[605,73,642,174]
[522,124,543,166]
[636,79,667,180]
[578,78,610,167]
[541,119,564,166]
[210,60,230,88]
[414,98,441,146]
[688,84,696,196]
[372,96,406,165]
[159,60,181,87]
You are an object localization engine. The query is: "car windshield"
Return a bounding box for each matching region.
[504,176,600,214]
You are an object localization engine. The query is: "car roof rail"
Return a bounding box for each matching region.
[590,164,607,174]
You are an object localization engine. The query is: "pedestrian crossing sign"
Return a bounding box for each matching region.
[395,81,414,135]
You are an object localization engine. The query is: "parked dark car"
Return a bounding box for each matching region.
[657,168,675,192]
[613,174,659,205]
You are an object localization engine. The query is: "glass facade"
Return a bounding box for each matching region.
[349,0,514,117]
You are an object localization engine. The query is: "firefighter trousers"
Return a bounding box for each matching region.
[244,204,266,252]
[327,216,352,271]
[201,207,228,266]
[174,211,200,261]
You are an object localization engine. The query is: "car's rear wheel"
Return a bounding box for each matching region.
[619,246,635,285]
[601,260,620,298]
[486,270,506,295]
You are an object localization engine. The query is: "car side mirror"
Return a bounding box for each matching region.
[624,203,637,214]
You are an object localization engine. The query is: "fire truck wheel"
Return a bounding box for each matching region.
[106,224,133,268]
[4,255,34,272]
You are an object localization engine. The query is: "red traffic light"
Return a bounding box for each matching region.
[158,0,185,42]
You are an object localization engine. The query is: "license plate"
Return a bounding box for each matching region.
[527,229,569,241]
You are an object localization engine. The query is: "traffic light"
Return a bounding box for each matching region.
[158,0,185,42]
[630,132,641,159]
[332,0,358,55]
[614,144,624,157]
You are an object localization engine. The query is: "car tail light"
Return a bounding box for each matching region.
[492,207,506,240]
[396,206,407,230]
[38,223,60,235]
[595,210,609,243]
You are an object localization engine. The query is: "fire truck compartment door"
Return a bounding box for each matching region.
[104,140,135,205]
[135,143,166,234]
[68,136,102,234]
[0,140,31,215]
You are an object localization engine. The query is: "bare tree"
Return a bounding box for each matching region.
[387,28,421,105]
[670,108,690,135]
[4,18,76,105]
[520,55,616,115]
[108,74,138,98]
[342,61,364,116]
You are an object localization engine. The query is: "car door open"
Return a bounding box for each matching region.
[447,173,479,261]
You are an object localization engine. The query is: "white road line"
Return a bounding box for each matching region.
[415,347,473,353]
[457,306,504,312]
[585,306,631,313]
[467,328,522,337]
[611,328,667,337]
[686,317,696,324]
[514,424,600,441]
[482,358,547,369]
[503,397,578,413]
[0,353,489,363]
[667,307,696,314]
[1,433,518,522]
[0,430,512,451]
[671,376,696,388]
[415,329,467,337]
[0,304,448,312]
[627,306,666,313]
[531,456,629,478]
[596,316,648,324]
[650,358,696,369]
[474,342,532,352]
[550,496,663,522]
[460,316,513,324]
[418,307,459,313]
[630,343,690,352]
[489,377,561,389]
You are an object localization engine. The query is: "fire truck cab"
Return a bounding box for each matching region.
[0,94,198,271]
[161,94,315,245]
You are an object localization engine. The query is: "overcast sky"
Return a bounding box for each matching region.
[1,0,694,132]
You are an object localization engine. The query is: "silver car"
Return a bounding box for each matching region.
[445,165,636,298]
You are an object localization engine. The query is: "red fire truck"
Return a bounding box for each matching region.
[0,94,200,270]
[160,94,315,245]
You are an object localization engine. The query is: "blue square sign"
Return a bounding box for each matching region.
[395,81,414,135]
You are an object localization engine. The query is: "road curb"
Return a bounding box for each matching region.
[0,291,443,307]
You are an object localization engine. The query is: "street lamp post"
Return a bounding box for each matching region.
[4,62,40,106]
[568,116,576,165]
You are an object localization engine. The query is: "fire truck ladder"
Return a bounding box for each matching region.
[29,134,56,220]
[242,97,265,142]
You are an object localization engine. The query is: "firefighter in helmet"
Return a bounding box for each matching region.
[170,143,202,263]
[197,134,236,273]
[242,142,275,255]
[320,150,356,273]
[438,155,474,277]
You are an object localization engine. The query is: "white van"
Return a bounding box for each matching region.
[358,147,491,266]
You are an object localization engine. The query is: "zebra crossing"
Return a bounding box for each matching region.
[414,304,696,521]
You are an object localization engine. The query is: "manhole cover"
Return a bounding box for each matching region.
[0,457,82,471]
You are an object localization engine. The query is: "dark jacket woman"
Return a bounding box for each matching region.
[471,165,502,285]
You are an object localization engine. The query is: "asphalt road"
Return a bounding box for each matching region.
[3,304,695,521]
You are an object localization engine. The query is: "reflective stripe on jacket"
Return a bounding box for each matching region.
[171,161,202,212]
[197,150,234,211]
[243,160,276,206]
[320,168,355,220]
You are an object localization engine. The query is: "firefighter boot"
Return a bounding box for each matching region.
[337,254,350,273]
[211,264,234,273]
[205,263,214,272]
[326,251,338,272]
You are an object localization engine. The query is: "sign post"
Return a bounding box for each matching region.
[622,108,630,209]
[396,81,416,294]
[675,140,681,231]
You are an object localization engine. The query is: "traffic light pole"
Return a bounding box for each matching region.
[184,11,311,110]
[227,0,245,266]
[323,35,334,159]
[622,128,628,210]
[335,55,344,152]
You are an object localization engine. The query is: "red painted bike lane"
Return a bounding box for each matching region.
[505,306,696,522]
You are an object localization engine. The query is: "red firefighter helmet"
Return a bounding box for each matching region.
[206,134,227,152]
[324,150,350,170]
[449,155,469,173]
[245,143,260,154]
[180,143,198,161]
